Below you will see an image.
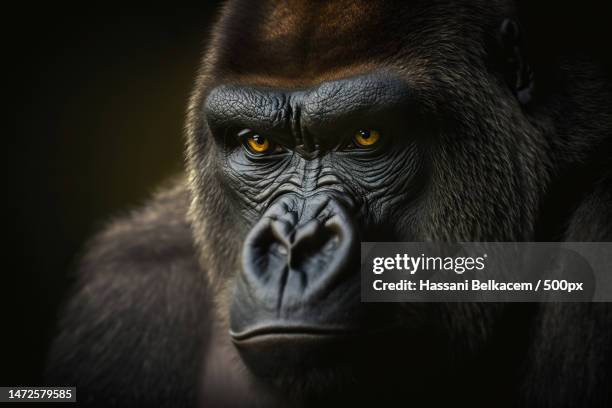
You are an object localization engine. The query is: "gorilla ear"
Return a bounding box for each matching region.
[496,18,535,105]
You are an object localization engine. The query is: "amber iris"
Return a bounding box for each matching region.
[245,134,271,153]
[354,129,381,147]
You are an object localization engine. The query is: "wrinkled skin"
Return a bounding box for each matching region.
[47,1,612,407]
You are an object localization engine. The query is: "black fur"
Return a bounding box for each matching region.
[47,181,211,407]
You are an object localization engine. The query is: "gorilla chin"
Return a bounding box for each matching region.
[232,327,429,400]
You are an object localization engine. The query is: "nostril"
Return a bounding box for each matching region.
[324,215,346,242]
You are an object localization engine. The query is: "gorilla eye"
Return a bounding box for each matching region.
[353,129,381,148]
[246,134,270,153]
[241,132,276,155]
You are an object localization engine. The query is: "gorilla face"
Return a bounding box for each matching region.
[186,0,540,391]
[203,73,427,377]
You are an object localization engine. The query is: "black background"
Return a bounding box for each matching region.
[3,2,611,387]
[4,5,221,385]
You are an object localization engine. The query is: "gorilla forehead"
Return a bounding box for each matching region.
[211,0,514,87]
[204,72,416,147]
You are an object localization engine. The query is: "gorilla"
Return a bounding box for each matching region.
[47,0,612,407]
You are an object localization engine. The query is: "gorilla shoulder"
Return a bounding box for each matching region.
[46,177,209,407]
[79,177,197,275]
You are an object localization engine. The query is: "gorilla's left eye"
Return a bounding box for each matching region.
[353,129,381,147]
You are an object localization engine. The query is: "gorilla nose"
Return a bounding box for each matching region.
[231,194,365,375]
[240,195,357,310]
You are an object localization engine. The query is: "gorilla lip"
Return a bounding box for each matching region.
[230,325,361,343]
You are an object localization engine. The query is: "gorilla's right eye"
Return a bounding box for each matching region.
[353,129,381,148]
[245,134,271,153]
[238,130,279,155]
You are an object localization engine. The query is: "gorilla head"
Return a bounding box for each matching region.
[184,0,559,396]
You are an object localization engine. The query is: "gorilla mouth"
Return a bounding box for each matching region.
[230,324,369,379]
[230,325,361,343]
